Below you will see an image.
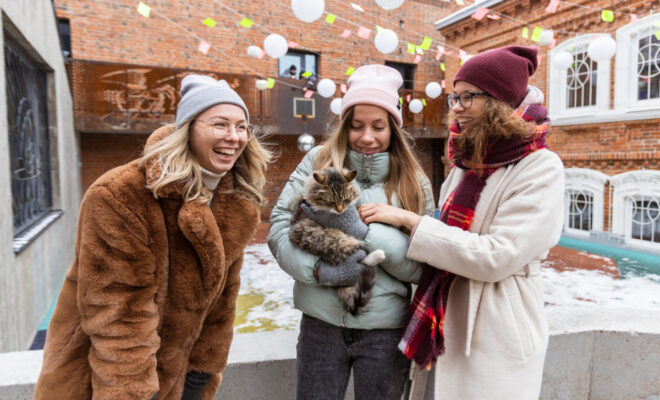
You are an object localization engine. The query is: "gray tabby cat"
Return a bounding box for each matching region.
[289,167,385,316]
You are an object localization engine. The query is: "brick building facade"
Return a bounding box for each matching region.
[54,0,458,219]
[436,0,660,252]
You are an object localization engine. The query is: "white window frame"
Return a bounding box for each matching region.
[564,168,608,236]
[548,34,612,126]
[614,13,660,118]
[610,170,660,251]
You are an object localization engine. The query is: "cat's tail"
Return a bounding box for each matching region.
[349,263,376,316]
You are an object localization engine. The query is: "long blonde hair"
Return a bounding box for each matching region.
[140,123,272,205]
[315,107,428,214]
[448,96,534,169]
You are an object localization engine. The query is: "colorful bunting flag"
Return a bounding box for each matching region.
[267,78,275,89]
[537,54,543,65]
[399,97,403,105]
[413,55,421,64]
[137,2,151,17]
[435,52,441,61]
[351,2,365,12]
[341,83,347,93]
[549,38,557,49]
[304,90,314,99]
[655,30,660,40]
[531,26,543,42]
[601,9,614,22]
[440,62,446,72]
[258,48,266,59]
[630,14,638,24]
[421,99,427,106]
[288,41,299,48]
[203,17,216,27]
[545,0,560,13]
[376,25,385,34]
[407,43,415,54]
[415,46,424,55]
[441,80,446,88]
[471,7,489,20]
[240,17,253,28]
[437,46,445,55]
[357,26,371,39]
[341,29,351,38]
[301,71,312,78]
[487,14,500,20]
[198,40,211,55]
[455,0,464,5]
[325,14,336,24]
[346,67,355,76]
[420,36,432,50]
[406,94,411,102]
[522,27,529,39]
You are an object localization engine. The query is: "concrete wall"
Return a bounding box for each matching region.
[0,0,81,352]
[2,307,659,399]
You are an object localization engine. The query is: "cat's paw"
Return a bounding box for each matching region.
[362,249,385,266]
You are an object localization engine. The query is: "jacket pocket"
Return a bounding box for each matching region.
[506,288,536,360]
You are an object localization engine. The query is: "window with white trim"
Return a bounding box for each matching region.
[614,13,660,113]
[610,170,660,250]
[563,168,609,236]
[548,34,611,123]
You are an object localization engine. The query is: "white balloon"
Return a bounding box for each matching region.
[264,34,288,58]
[425,82,442,99]
[291,0,325,23]
[297,133,316,152]
[538,30,554,47]
[317,79,336,98]
[409,99,423,114]
[552,51,573,70]
[247,45,262,58]
[375,0,405,10]
[374,29,399,54]
[255,79,269,90]
[587,36,616,63]
[330,98,342,115]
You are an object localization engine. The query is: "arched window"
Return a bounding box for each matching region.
[564,168,609,236]
[610,170,660,250]
[548,34,612,125]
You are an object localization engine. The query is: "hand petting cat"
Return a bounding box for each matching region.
[358,203,422,232]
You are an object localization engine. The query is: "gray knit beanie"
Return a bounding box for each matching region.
[175,75,249,129]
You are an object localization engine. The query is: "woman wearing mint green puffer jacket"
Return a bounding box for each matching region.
[268,65,434,400]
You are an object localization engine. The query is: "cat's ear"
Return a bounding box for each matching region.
[345,169,358,182]
[313,171,328,184]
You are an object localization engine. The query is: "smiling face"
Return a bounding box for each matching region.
[188,103,248,174]
[347,105,392,155]
[452,81,488,130]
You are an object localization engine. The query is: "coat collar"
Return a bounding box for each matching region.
[348,150,390,184]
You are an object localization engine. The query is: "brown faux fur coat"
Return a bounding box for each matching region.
[34,126,260,400]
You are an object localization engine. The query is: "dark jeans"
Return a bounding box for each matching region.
[296,314,410,400]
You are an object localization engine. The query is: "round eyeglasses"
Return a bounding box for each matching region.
[194,119,254,140]
[447,91,488,109]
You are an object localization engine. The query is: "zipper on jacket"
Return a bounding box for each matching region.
[341,310,347,327]
[363,155,372,186]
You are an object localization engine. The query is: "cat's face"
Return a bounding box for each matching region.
[305,168,359,213]
[348,105,391,155]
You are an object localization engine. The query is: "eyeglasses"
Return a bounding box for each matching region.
[447,91,488,109]
[195,119,253,140]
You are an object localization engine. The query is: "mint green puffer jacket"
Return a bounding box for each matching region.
[268,147,435,329]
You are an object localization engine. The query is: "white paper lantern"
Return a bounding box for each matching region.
[409,99,423,114]
[297,133,316,152]
[538,30,554,47]
[374,29,399,54]
[587,36,616,63]
[316,79,336,98]
[375,0,405,10]
[330,98,342,115]
[255,79,269,90]
[425,82,442,99]
[291,0,325,23]
[264,34,288,58]
[247,45,262,58]
[552,51,573,70]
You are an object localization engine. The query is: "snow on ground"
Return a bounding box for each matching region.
[237,244,660,333]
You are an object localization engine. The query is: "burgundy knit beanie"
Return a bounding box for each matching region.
[454,46,538,108]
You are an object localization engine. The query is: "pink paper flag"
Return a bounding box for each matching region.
[549,38,557,49]
[406,94,411,102]
[630,14,638,24]
[441,80,446,88]
[545,0,560,13]
[445,50,453,55]
[351,2,365,12]
[288,41,299,48]
[258,48,266,59]
[341,29,351,38]
[435,52,441,61]
[537,55,543,64]
[437,46,445,55]
[413,55,421,64]
[340,83,347,93]
[357,26,371,40]
[459,49,467,60]
[198,40,211,55]
[487,14,500,20]
[304,90,314,99]
[471,7,489,20]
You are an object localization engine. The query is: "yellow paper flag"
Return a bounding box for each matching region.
[137,2,151,18]
[416,46,424,55]
[407,43,415,54]
[203,17,216,27]
[455,0,464,4]
[376,25,385,34]
[325,14,336,24]
[601,9,614,22]
[240,18,253,28]
[421,99,427,106]
[440,62,446,72]
[522,27,529,39]
[531,27,543,42]
[460,59,465,65]
[301,71,312,78]
[346,67,355,76]
[267,78,275,89]
[420,36,432,50]
[655,30,660,40]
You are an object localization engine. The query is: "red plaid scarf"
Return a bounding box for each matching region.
[398,104,549,369]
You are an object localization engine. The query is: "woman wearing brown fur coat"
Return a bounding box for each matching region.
[34,75,271,400]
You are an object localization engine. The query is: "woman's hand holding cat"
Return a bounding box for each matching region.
[300,202,368,240]
[359,203,422,232]
[316,249,367,286]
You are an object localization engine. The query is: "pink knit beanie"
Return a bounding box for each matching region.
[340,65,403,127]
[454,46,538,108]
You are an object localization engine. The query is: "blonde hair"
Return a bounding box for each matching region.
[448,96,534,170]
[315,107,428,214]
[140,123,272,205]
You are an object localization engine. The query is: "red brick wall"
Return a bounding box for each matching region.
[80,133,147,192]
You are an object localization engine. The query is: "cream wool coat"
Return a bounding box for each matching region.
[407,148,564,400]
